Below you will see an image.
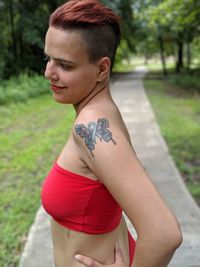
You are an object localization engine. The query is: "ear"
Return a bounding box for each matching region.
[96,57,110,82]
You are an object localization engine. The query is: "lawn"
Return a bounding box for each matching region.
[0,95,75,266]
[144,77,200,204]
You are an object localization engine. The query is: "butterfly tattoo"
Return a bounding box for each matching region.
[75,118,116,156]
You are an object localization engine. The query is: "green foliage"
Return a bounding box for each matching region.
[140,0,200,41]
[168,73,200,92]
[0,74,50,105]
[112,58,136,72]
[1,0,199,78]
[0,0,63,78]
[192,37,200,63]
[0,95,75,266]
[134,0,200,73]
[0,0,136,79]
[101,0,136,65]
[114,39,133,68]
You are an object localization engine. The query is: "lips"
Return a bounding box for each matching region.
[51,84,66,91]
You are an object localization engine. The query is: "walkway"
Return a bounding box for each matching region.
[19,67,200,267]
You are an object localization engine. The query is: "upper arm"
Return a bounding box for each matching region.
[73,115,176,237]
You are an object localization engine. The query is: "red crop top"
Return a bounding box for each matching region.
[41,162,122,234]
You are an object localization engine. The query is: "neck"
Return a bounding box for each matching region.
[74,79,111,116]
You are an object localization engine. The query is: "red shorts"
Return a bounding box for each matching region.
[128,230,136,267]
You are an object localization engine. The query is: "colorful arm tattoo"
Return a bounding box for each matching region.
[75,118,116,157]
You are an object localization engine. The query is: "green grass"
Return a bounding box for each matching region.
[113,57,179,73]
[144,78,200,202]
[138,57,200,72]
[0,95,75,266]
[144,59,175,71]
[188,183,200,200]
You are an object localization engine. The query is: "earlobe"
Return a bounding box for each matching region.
[97,57,110,82]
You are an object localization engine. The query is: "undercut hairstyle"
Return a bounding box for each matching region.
[49,0,121,69]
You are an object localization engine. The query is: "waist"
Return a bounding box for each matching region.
[51,217,129,267]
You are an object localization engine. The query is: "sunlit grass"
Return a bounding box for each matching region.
[113,58,137,72]
[113,57,176,72]
[145,58,175,71]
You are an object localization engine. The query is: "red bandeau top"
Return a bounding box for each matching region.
[41,162,122,234]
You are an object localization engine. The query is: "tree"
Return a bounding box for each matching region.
[134,0,200,74]
[0,0,63,78]
[0,0,136,79]
[102,0,136,65]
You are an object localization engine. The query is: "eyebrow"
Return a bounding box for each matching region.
[44,51,75,65]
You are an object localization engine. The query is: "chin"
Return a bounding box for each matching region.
[53,95,70,104]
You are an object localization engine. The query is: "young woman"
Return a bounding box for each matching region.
[41,1,182,267]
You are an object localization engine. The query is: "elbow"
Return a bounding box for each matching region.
[157,219,183,255]
[143,219,183,255]
[167,221,182,251]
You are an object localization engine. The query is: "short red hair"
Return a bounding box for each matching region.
[49,0,121,69]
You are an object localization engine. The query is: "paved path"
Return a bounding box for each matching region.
[19,68,200,267]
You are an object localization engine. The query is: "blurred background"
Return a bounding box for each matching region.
[0,0,199,266]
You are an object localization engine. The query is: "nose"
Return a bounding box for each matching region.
[44,61,58,81]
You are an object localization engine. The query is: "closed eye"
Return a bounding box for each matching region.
[43,52,75,70]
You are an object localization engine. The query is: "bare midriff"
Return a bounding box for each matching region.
[51,216,130,267]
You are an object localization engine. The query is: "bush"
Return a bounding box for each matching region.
[168,73,200,92]
[0,74,50,105]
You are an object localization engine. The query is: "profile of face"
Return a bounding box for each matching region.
[44,27,110,105]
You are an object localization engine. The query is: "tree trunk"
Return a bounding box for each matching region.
[173,45,177,69]
[158,35,167,77]
[144,53,148,65]
[19,34,24,68]
[8,0,17,60]
[186,42,191,71]
[176,40,184,73]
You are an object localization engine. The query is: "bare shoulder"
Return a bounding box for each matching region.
[73,111,118,156]
[72,107,135,170]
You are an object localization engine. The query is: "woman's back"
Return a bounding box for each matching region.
[42,94,133,267]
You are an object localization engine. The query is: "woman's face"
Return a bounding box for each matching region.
[44,27,99,104]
